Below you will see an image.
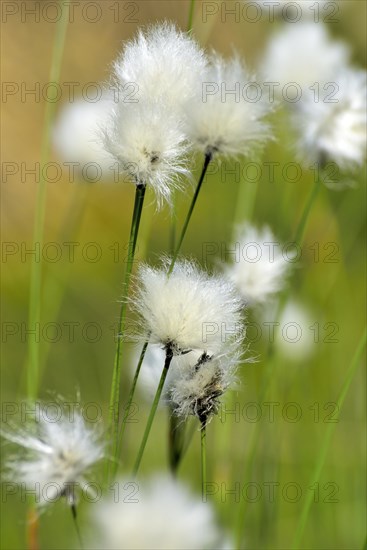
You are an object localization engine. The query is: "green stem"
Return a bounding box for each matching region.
[107,184,146,470]
[168,412,187,475]
[293,176,322,247]
[187,0,195,32]
[201,423,207,501]
[38,184,88,385]
[133,347,174,476]
[234,356,276,549]
[233,180,258,231]
[27,0,69,400]
[169,152,212,274]
[113,340,148,475]
[71,504,84,550]
[292,327,366,550]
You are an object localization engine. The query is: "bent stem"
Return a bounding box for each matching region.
[292,327,366,550]
[168,152,212,274]
[27,2,69,401]
[200,422,207,501]
[107,184,146,475]
[133,346,174,476]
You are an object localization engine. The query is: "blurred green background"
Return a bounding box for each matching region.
[1,1,366,549]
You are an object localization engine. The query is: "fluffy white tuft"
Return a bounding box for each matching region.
[114,22,207,110]
[170,347,241,424]
[224,224,291,306]
[102,100,189,208]
[292,66,367,169]
[130,258,244,356]
[91,474,227,549]
[185,54,273,158]
[260,21,350,94]
[1,407,104,507]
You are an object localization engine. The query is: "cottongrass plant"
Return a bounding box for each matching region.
[260,21,350,96]
[113,22,207,109]
[102,22,206,472]
[292,66,367,172]
[2,406,104,545]
[102,99,190,208]
[224,224,291,307]
[186,55,272,160]
[175,55,274,260]
[130,258,245,476]
[91,474,229,549]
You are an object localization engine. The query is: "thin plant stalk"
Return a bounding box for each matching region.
[71,504,84,550]
[37,183,88,386]
[168,412,187,475]
[169,152,212,274]
[187,0,196,32]
[107,184,147,467]
[113,340,149,475]
[133,347,174,476]
[293,176,322,247]
[118,154,212,470]
[233,179,259,231]
[167,0,196,255]
[234,355,276,549]
[26,507,39,550]
[201,423,207,501]
[26,2,70,400]
[292,327,366,550]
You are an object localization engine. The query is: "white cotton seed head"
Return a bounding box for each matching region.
[113,22,207,110]
[130,258,244,356]
[293,66,367,170]
[170,347,241,424]
[53,93,115,178]
[185,54,273,158]
[132,346,203,406]
[260,21,350,94]
[2,408,104,507]
[225,224,291,306]
[91,475,226,549]
[102,100,189,208]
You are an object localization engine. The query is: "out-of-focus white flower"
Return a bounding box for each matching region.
[113,22,207,109]
[102,100,189,208]
[1,407,103,507]
[263,300,316,361]
[293,67,367,170]
[276,300,316,361]
[170,347,241,425]
[185,55,273,158]
[92,475,227,549]
[53,94,115,179]
[260,21,349,94]
[130,258,244,356]
[225,225,291,306]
